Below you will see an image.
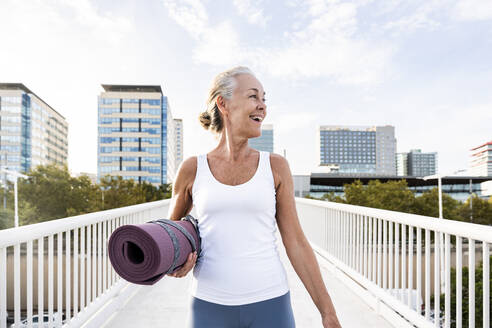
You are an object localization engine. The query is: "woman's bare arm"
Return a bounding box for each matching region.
[166,156,198,277]
[270,153,341,328]
[167,156,197,221]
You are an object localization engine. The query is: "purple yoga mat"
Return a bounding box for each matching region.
[108,219,199,285]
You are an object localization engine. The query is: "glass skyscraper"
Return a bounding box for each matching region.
[97,85,177,185]
[317,125,396,175]
[0,83,68,173]
[250,124,274,153]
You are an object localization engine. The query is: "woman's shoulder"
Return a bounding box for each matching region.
[174,156,199,196]
[267,153,291,188]
[178,156,198,177]
[268,153,289,171]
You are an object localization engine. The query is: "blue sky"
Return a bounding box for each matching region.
[1,0,491,175]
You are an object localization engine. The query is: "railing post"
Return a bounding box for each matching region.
[0,247,6,328]
[483,242,489,328]
[434,232,440,327]
[456,237,462,328]
[469,239,475,328]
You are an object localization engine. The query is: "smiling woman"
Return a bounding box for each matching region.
[167,66,341,328]
[198,66,257,135]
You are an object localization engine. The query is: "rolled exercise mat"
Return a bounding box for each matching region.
[108,215,201,285]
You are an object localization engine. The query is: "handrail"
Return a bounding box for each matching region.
[296,197,491,328]
[1,198,489,328]
[0,200,170,248]
[0,199,171,328]
[297,198,492,243]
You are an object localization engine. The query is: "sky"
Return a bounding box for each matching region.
[0,0,491,176]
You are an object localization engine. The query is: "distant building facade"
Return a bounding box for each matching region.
[97,84,177,186]
[470,140,492,176]
[250,124,273,152]
[407,149,437,177]
[173,118,183,170]
[0,83,68,173]
[397,149,437,177]
[317,125,396,175]
[396,152,408,176]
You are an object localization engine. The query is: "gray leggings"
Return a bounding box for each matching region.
[189,292,296,328]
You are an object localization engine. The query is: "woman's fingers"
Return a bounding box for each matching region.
[167,251,197,278]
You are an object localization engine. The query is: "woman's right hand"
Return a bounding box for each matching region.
[167,251,198,278]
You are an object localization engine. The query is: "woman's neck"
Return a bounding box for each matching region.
[214,129,253,162]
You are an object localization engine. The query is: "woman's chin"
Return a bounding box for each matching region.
[248,131,262,139]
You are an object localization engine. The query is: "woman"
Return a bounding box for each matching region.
[166,67,341,328]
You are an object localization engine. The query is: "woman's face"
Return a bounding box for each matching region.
[221,73,267,139]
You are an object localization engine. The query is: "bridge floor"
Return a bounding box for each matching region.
[103,242,394,328]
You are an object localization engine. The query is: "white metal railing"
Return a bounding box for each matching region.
[296,198,491,328]
[0,199,170,328]
[1,197,490,328]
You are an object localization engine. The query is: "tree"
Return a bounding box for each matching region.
[18,164,73,221]
[99,175,146,210]
[343,179,417,214]
[458,195,492,225]
[413,188,462,221]
[344,180,370,206]
[0,208,14,230]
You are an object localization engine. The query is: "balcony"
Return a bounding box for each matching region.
[0,198,491,327]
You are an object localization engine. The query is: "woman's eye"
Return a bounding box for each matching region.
[249,95,257,99]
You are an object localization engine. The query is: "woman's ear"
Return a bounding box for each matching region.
[216,95,228,117]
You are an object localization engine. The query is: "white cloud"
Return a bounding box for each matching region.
[260,1,394,85]
[192,21,244,66]
[163,0,248,67]
[380,0,492,35]
[452,0,492,21]
[232,0,271,27]
[162,0,208,38]
[382,2,442,34]
[163,0,395,86]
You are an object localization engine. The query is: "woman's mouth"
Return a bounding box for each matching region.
[249,115,263,123]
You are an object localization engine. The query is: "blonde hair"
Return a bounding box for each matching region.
[199,66,255,133]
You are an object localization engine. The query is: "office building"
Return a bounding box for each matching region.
[317,125,396,175]
[397,149,437,177]
[173,118,183,170]
[250,124,274,152]
[470,140,492,176]
[396,153,408,176]
[407,149,437,177]
[97,84,178,186]
[0,83,68,173]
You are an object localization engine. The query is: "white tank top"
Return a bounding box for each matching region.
[190,151,289,305]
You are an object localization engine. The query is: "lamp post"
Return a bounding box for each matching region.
[422,168,466,292]
[422,169,467,218]
[1,168,28,228]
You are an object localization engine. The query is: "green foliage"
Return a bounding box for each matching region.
[458,195,492,225]
[345,180,417,213]
[307,180,492,225]
[0,164,172,230]
[438,256,492,328]
[0,208,14,230]
[414,188,462,221]
[19,164,74,221]
[99,175,146,209]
